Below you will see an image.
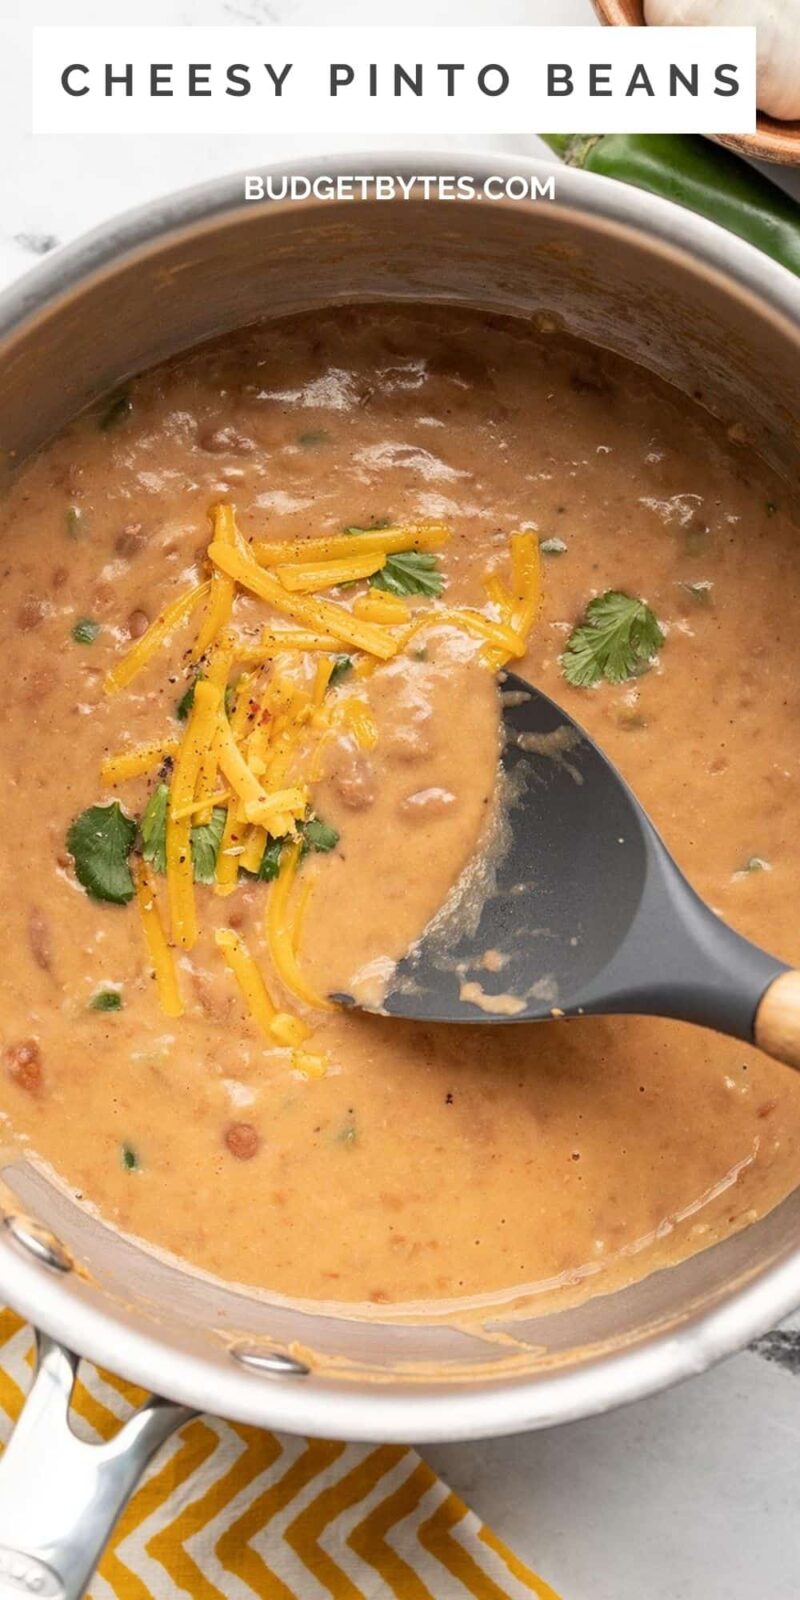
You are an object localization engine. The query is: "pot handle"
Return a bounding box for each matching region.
[0,1329,194,1600]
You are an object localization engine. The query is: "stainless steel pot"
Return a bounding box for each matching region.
[0,152,797,1599]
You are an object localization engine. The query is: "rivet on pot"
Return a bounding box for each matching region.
[230,1343,310,1378]
[3,1214,72,1273]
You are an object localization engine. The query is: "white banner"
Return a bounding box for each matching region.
[32,26,756,136]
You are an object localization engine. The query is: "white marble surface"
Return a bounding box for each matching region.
[0,3,799,1597]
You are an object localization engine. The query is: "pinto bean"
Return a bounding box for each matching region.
[191,970,235,1024]
[6,1040,42,1094]
[115,523,146,558]
[400,786,456,819]
[28,909,52,973]
[51,566,69,591]
[198,426,255,456]
[91,580,115,614]
[329,745,376,810]
[22,666,58,705]
[17,596,46,632]
[225,1122,260,1159]
[127,608,150,640]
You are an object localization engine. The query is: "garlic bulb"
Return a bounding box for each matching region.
[644,0,800,121]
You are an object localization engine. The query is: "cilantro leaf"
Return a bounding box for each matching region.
[344,520,391,535]
[561,591,664,688]
[72,617,101,644]
[67,802,136,905]
[256,836,285,881]
[329,654,353,687]
[302,816,339,854]
[140,784,168,876]
[371,551,443,598]
[90,990,123,1012]
[176,679,198,720]
[254,817,338,877]
[191,806,227,885]
[141,789,226,885]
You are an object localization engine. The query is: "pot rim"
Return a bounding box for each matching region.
[1,148,798,347]
[0,149,798,1441]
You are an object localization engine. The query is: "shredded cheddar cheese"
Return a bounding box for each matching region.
[207,540,399,660]
[214,805,246,896]
[217,718,266,813]
[510,531,540,607]
[340,696,378,751]
[169,789,229,823]
[266,841,332,1011]
[481,531,541,669]
[189,634,237,825]
[217,719,308,835]
[104,580,211,695]
[307,730,334,783]
[253,522,450,566]
[240,825,268,875]
[274,551,387,592]
[229,670,255,736]
[193,505,236,659]
[205,632,236,689]
[270,1012,311,1048]
[312,657,334,706]
[249,787,309,833]
[482,573,514,614]
[395,609,525,660]
[96,501,543,1060]
[135,863,184,1018]
[353,591,411,625]
[292,1050,329,1079]
[101,738,180,786]
[167,679,221,949]
[292,874,314,953]
[215,927,277,1037]
[235,628,340,663]
[211,671,255,892]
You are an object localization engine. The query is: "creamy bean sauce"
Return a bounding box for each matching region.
[1,304,799,1311]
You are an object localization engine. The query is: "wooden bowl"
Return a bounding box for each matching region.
[590,0,800,165]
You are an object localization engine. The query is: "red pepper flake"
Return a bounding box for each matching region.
[224,1122,260,1160]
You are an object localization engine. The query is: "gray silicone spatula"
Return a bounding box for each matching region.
[334,672,800,1069]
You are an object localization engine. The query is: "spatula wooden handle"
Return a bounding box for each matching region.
[755,972,800,1070]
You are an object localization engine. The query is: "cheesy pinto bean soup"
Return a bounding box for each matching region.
[1,304,799,1313]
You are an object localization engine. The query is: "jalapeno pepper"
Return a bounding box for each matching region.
[540,134,800,278]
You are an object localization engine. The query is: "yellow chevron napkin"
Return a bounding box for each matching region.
[0,1312,560,1600]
